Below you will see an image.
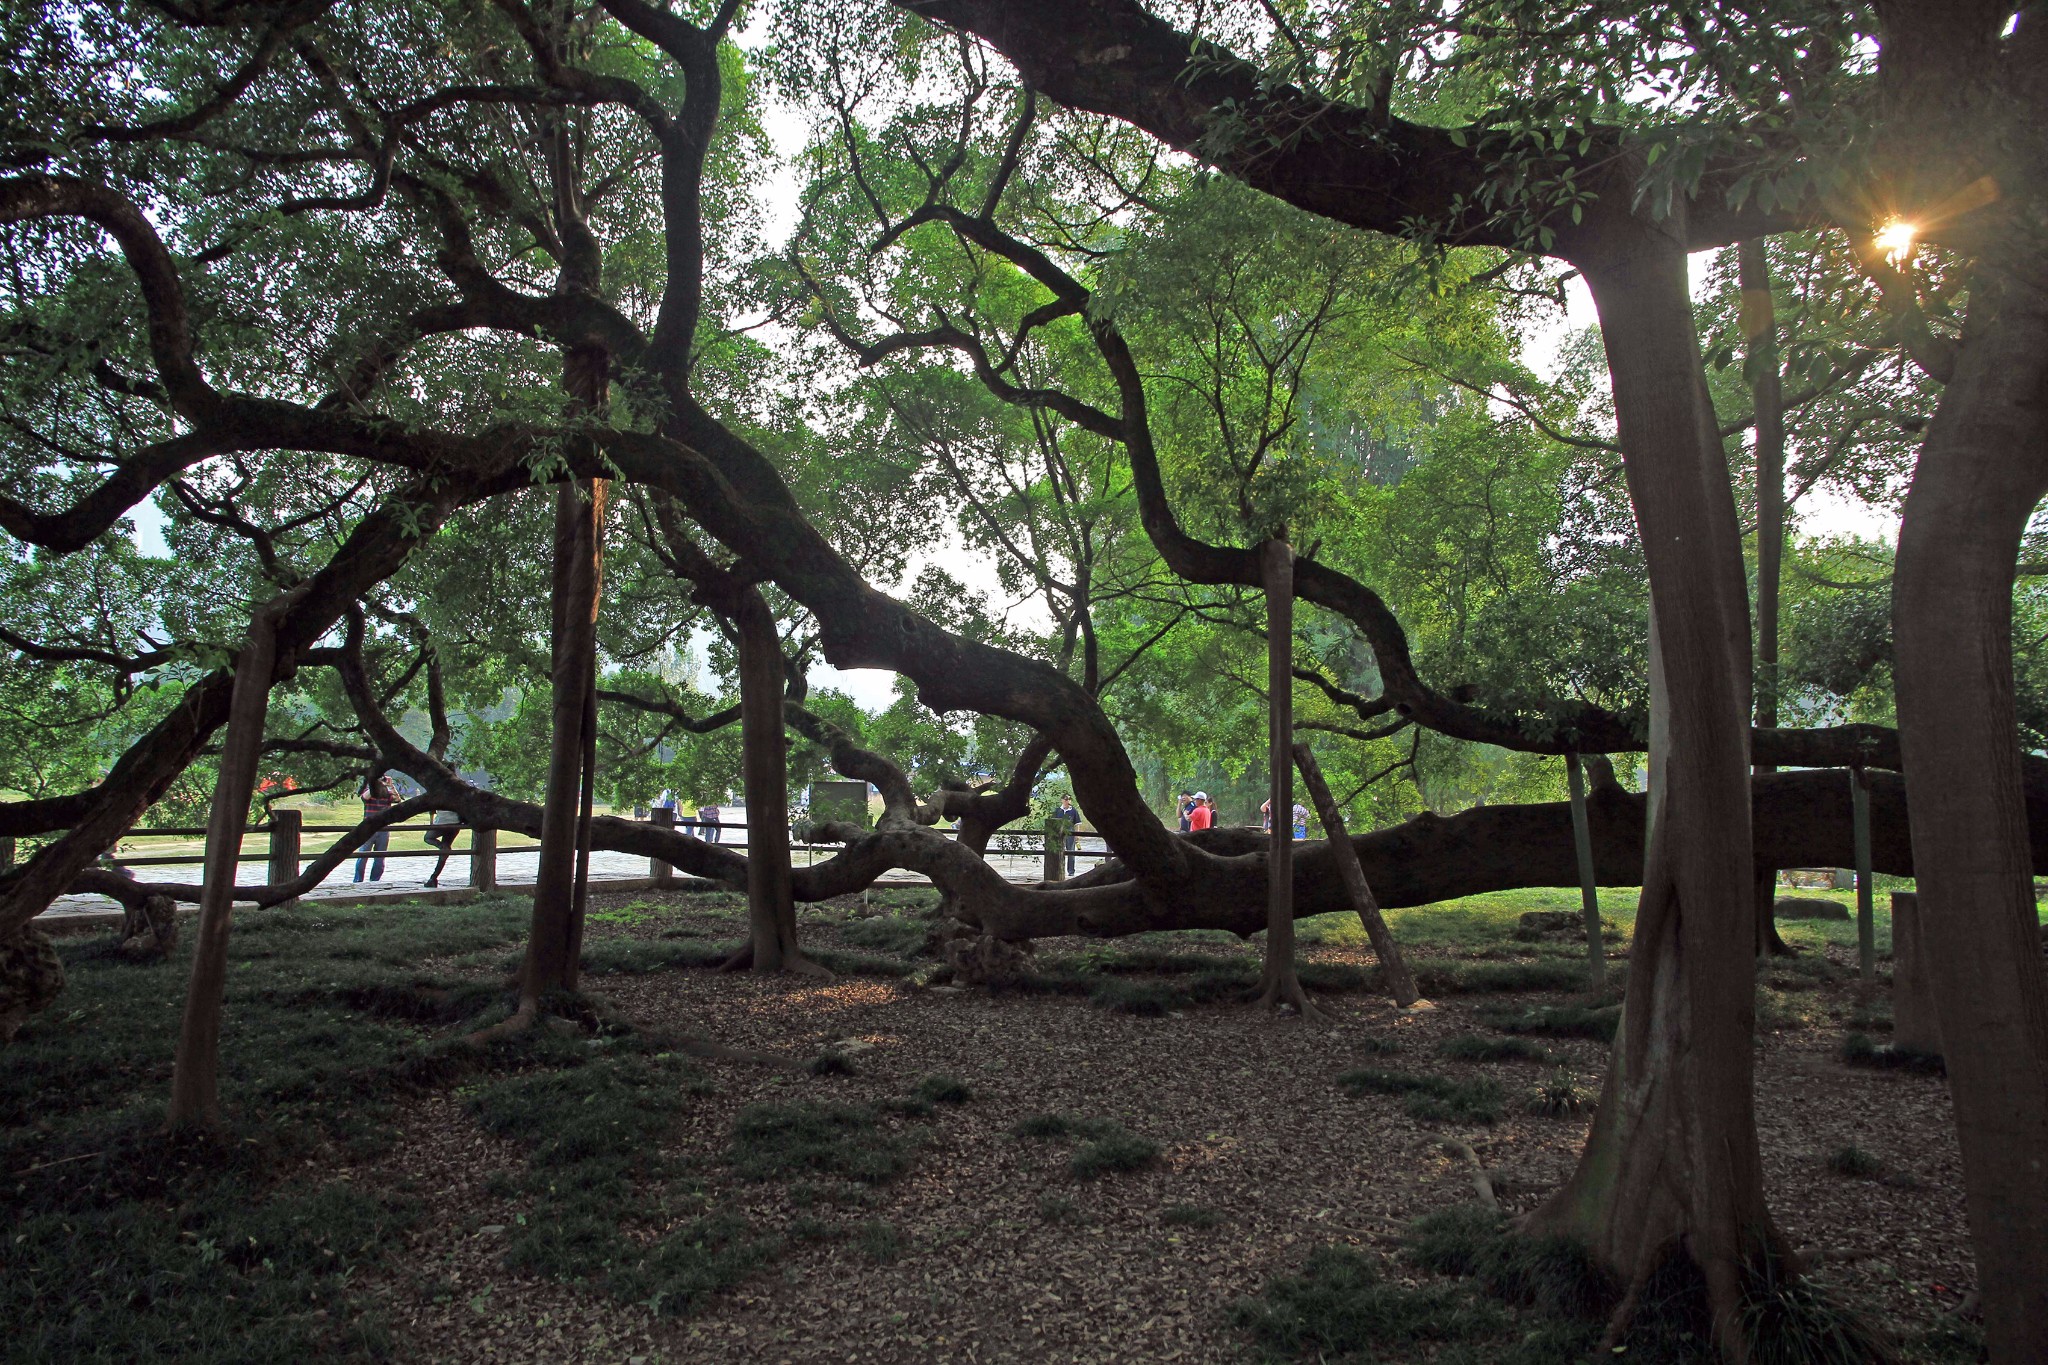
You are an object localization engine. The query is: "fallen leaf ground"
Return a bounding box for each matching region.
[5,883,1993,1363]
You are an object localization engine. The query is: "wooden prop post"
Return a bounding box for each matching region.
[1255,537,1318,1016]
[1564,752,1607,990]
[650,805,676,888]
[168,589,298,1127]
[1852,765,1875,984]
[1292,741,1421,1007]
[266,809,301,911]
[471,825,497,893]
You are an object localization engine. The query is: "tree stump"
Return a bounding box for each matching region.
[119,894,179,960]
[0,929,64,1043]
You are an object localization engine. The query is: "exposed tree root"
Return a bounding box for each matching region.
[716,941,835,979]
[1251,968,1330,1022]
[1436,1136,1499,1211]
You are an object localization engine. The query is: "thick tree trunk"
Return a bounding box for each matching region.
[166,590,298,1128]
[1293,741,1419,1006]
[1530,212,1775,1356]
[1892,275,2048,1364]
[1255,538,1316,1015]
[1740,239,1795,960]
[728,586,818,975]
[523,473,603,1005]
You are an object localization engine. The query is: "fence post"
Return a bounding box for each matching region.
[1042,818,1065,882]
[267,809,302,909]
[0,835,12,871]
[650,807,675,889]
[471,825,497,893]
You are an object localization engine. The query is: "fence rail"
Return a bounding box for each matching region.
[19,809,1112,903]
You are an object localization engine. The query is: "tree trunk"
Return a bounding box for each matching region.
[1292,740,1419,1006]
[166,590,298,1128]
[1565,752,1608,990]
[728,585,819,975]
[1892,275,2048,1364]
[1255,537,1316,1015]
[1529,211,1776,1356]
[1740,239,1795,960]
[522,474,602,1005]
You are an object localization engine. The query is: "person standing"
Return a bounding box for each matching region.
[698,799,721,843]
[423,807,462,887]
[1261,797,1273,832]
[354,775,398,883]
[1054,794,1083,875]
[1292,800,1310,841]
[1188,792,1214,833]
[1177,791,1196,833]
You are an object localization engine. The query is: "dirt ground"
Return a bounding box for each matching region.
[349,889,1975,1365]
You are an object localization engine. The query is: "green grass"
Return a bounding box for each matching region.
[1826,1145,1885,1179]
[836,915,929,957]
[1439,1034,1560,1065]
[1070,1126,1161,1179]
[1232,1244,1510,1360]
[1479,1002,1623,1042]
[912,1074,973,1104]
[1162,1204,1224,1228]
[0,897,548,1363]
[1337,1069,1507,1124]
[728,1102,920,1184]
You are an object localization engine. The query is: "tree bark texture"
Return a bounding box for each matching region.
[166,589,297,1128]
[1740,239,1796,960]
[1293,741,1419,1006]
[1257,538,1313,1012]
[523,474,603,1004]
[1531,210,1774,1354]
[1892,274,2048,1364]
[734,586,806,973]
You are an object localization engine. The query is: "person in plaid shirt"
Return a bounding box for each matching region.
[354,775,399,882]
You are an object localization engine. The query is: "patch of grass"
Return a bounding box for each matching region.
[1480,1002,1622,1042]
[605,1214,782,1317]
[836,915,928,957]
[852,1219,903,1264]
[1826,1145,1885,1179]
[912,1074,972,1105]
[728,1102,918,1184]
[1841,1032,1945,1075]
[880,1095,934,1118]
[1231,1244,1510,1359]
[805,948,915,979]
[1036,1193,1085,1224]
[1404,1204,1614,1322]
[807,1049,859,1077]
[1737,1247,1896,1365]
[1353,1033,1406,1054]
[578,937,737,974]
[1524,1067,1594,1118]
[1070,1126,1161,1180]
[1010,1111,1120,1140]
[1,897,561,1362]
[1439,1034,1559,1064]
[1162,1204,1224,1228]
[1415,959,1591,995]
[1338,1069,1506,1124]
[467,1052,698,1169]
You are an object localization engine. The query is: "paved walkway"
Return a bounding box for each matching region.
[36,831,1111,926]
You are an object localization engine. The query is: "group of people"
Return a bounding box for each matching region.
[353,775,465,886]
[654,791,722,842]
[1174,790,1312,839]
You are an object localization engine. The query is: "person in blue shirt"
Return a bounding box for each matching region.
[1054,794,1083,875]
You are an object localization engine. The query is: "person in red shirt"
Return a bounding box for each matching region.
[1187,792,1214,832]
